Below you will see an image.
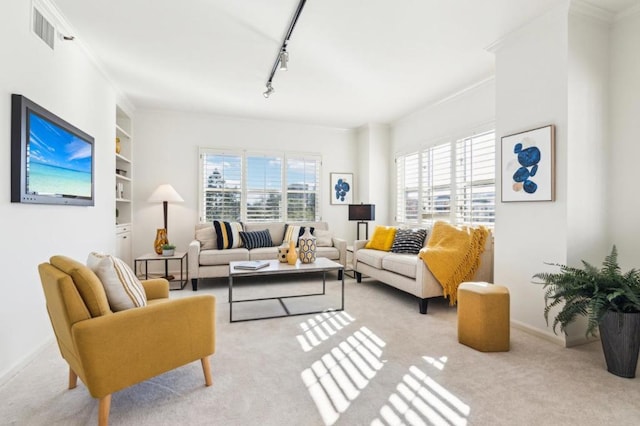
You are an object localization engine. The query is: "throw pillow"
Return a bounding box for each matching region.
[213,220,244,250]
[391,228,428,254]
[87,252,147,312]
[195,225,216,250]
[365,226,397,251]
[282,224,315,247]
[239,229,274,250]
[314,229,333,247]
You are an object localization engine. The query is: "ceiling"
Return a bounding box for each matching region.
[52,0,639,128]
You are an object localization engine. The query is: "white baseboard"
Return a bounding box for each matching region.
[0,337,54,387]
[510,319,567,347]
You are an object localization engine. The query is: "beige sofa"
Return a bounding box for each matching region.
[188,221,346,290]
[353,231,493,313]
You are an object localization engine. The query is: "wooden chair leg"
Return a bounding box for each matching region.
[98,395,111,426]
[68,368,78,389]
[201,356,212,386]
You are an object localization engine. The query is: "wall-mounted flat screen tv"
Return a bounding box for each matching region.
[11,94,95,206]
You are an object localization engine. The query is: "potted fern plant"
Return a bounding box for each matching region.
[533,246,640,378]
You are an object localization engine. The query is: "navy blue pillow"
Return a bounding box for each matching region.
[239,229,273,250]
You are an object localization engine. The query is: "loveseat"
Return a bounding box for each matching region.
[189,221,346,290]
[353,227,493,314]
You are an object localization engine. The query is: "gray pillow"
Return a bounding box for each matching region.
[314,229,333,247]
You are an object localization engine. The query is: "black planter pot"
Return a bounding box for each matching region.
[599,311,640,378]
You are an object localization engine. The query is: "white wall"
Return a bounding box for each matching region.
[566,11,610,269]
[0,0,117,381]
[493,4,570,344]
[356,124,391,229]
[609,10,640,269]
[392,78,496,155]
[132,110,358,258]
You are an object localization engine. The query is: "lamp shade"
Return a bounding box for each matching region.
[148,184,184,203]
[348,204,375,221]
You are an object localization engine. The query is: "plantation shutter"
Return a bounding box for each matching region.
[455,131,495,226]
[246,154,283,222]
[396,152,420,223]
[286,155,321,221]
[200,150,242,221]
[422,143,452,225]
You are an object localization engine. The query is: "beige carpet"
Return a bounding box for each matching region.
[2,273,639,426]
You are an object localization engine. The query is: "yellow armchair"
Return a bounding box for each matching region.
[38,256,216,426]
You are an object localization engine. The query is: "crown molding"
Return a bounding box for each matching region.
[569,0,615,24]
[615,3,640,22]
[36,0,134,111]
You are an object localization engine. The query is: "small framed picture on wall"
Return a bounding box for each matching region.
[330,172,353,205]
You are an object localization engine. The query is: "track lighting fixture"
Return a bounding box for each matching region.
[262,0,307,98]
[263,82,274,98]
[279,50,289,71]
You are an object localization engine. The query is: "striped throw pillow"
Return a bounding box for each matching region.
[391,228,428,254]
[239,229,274,250]
[213,220,244,250]
[87,252,147,312]
[282,224,315,247]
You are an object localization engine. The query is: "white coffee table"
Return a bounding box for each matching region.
[228,258,344,322]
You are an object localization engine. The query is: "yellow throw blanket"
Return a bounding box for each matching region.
[419,221,489,305]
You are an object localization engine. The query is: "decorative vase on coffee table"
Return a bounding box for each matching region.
[278,244,290,263]
[299,227,317,264]
[286,240,298,265]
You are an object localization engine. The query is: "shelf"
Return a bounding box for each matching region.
[116,198,131,203]
[116,153,131,164]
[115,124,131,139]
[115,174,131,182]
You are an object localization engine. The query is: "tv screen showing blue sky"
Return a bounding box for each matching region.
[27,111,92,197]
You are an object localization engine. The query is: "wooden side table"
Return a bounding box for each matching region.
[134,251,188,290]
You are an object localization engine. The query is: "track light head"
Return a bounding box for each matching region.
[279,50,289,71]
[263,82,274,98]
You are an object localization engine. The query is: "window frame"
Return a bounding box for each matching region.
[199,148,322,223]
[395,128,495,228]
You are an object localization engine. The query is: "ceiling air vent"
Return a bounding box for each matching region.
[33,7,55,49]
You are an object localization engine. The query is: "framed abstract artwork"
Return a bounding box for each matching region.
[330,172,353,205]
[501,125,555,202]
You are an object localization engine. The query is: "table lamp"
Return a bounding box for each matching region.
[348,204,376,240]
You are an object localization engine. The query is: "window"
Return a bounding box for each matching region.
[246,155,282,221]
[396,152,419,222]
[286,156,320,221]
[455,131,495,226]
[201,152,242,222]
[199,149,321,223]
[422,143,452,225]
[396,130,495,227]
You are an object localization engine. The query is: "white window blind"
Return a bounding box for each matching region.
[396,152,420,223]
[286,155,321,221]
[200,151,242,221]
[455,131,495,226]
[395,129,495,228]
[422,143,452,225]
[199,149,321,223]
[246,155,283,222]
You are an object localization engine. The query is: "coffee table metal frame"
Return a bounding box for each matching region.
[228,258,344,323]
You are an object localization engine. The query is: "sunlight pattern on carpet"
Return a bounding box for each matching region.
[372,357,470,426]
[296,311,356,352]
[301,326,386,425]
